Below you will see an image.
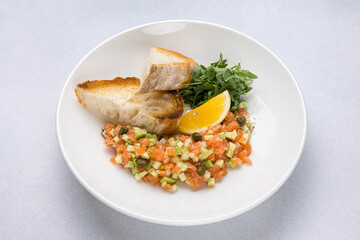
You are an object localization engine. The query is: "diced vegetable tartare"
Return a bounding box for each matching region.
[102,105,253,192]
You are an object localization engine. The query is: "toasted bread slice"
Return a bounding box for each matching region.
[75,77,184,135]
[140,47,196,92]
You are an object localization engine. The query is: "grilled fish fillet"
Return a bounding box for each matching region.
[75,77,184,135]
[140,47,196,92]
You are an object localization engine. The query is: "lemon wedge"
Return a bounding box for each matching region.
[178,90,231,134]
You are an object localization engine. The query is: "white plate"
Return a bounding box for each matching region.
[56,20,307,226]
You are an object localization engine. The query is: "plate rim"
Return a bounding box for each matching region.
[56,19,308,226]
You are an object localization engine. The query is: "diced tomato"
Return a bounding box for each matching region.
[186,163,197,172]
[239,150,252,165]
[105,124,115,134]
[214,153,227,161]
[109,157,116,164]
[235,108,250,117]
[209,124,224,134]
[223,112,234,125]
[172,165,181,174]
[189,142,201,156]
[166,147,177,156]
[134,145,146,155]
[178,135,189,143]
[185,169,206,189]
[156,170,166,177]
[244,141,252,155]
[140,138,150,146]
[225,121,240,132]
[116,144,126,153]
[104,136,115,146]
[214,168,227,180]
[206,165,220,177]
[114,125,122,135]
[207,153,216,161]
[235,129,244,141]
[148,148,164,162]
[231,156,241,165]
[142,174,159,185]
[122,150,132,162]
[163,183,173,191]
[127,130,137,142]
[162,155,170,163]
[154,143,166,150]
[163,163,174,171]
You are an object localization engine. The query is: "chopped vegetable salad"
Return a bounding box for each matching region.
[102,104,253,192]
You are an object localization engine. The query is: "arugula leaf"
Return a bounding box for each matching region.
[180,54,257,111]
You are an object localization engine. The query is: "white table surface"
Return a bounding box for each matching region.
[1,0,360,239]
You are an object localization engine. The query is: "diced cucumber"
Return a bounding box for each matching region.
[113,136,120,142]
[177,161,188,171]
[141,152,150,159]
[176,141,184,147]
[149,169,157,177]
[179,172,187,182]
[132,167,138,175]
[200,141,207,148]
[172,156,180,163]
[145,133,158,141]
[168,137,176,146]
[151,161,161,169]
[125,161,134,168]
[184,138,193,147]
[122,134,129,141]
[109,129,115,137]
[225,130,237,141]
[160,176,177,184]
[126,145,134,152]
[170,184,178,192]
[101,129,108,138]
[228,161,236,169]
[240,130,251,145]
[172,173,179,179]
[181,150,190,161]
[134,127,147,140]
[229,142,236,151]
[218,132,226,139]
[161,181,167,187]
[204,160,214,168]
[200,149,213,160]
[239,102,247,109]
[175,145,182,155]
[165,147,175,156]
[208,178,215,187]
[226,149,234,158]
[204,135,214,140]
[131,152,136,161]
[147,149,153,158]
[207,130,214,134]
[215,160,224,168]
[134,171,147,181]
[204,170,211,179]
[146,164,152,171]
[115,154,122,163]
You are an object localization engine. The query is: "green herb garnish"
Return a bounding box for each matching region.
[180,53,257,111]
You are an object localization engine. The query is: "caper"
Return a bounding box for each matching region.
[119,127,128,135]
[197,165,206,176]
[236,116,246,127]
[191,132,202,141]
[136,159,148,169]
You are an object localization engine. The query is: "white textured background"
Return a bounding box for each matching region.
[1,0,360,239]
